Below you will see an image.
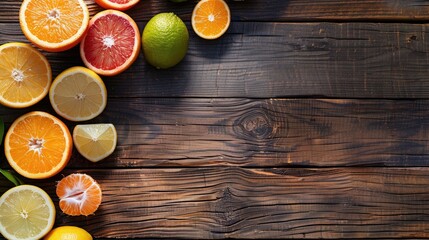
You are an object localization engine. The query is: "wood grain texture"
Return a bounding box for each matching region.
[2,0,429,22]
[2,98,429,168]
[2,22,429,98]
[1,167,428,239]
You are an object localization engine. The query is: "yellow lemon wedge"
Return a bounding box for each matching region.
[73,123,117,162]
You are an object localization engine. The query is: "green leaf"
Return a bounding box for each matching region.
[0,169,24,186]
[0,118,3,146]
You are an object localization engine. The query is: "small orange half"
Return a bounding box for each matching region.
[19,0,89,52]
[4,111,73,179]
[191,0,231,40]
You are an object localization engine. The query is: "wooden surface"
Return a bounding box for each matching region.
[2,0,429,239]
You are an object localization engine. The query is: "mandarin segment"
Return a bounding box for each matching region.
[0,42,51,108]
[19,0,89,52]
[56,173,102,216]
[4,111,72,179]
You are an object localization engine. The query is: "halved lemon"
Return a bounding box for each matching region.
[73,123,117,162]
[0,185,55,240]
[49,66,107,122]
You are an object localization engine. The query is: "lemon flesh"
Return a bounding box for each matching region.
[0,185,55,240]
[73,123,117,162]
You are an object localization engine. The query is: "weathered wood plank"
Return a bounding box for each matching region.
[3,22,429,98]
[1,167,428,239]
[2,98,429,168]
[2,0,429,23]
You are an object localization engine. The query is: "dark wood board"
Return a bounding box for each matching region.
[1,167,429,239]
[1,0,429,239]
[3,98,429,168]
[2,22,429,98]
[3,0,429,23]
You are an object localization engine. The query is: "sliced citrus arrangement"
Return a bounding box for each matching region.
[45,226,93,240]
[19,0,89,52]
[0,42,52,108]
[73,124,117,162]
[80,10,141,76]
[95,0,140,11]
[49,66,107,122]
[0,185,56,240]
[4,111,73,179]
[56,173,102,216]
[191,0,231,40]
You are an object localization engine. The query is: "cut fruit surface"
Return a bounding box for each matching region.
[0,185,56,240]
[191,0,231,40]
[4,111,73,179]
[56,173,102,216]
[0,42,52,108]
[73,124,117,162]
[19,0,89,52]
[95,0,140,11]
[49,66,107,122]
[80,10,141,76]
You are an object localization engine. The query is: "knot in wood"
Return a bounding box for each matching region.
[234,109,274,141]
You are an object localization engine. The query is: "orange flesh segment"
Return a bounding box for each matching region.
[8,115,67,174]
[23,0,86,43]
[193,0,229,37]
[57,174,102,216]
[0,45,50,104]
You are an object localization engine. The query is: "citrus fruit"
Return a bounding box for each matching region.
[49,66,107,122]
[56,173,102,216]
[191,0,231,40]
[44,226,92,240]
[0,185,55,240]
[19,0,89,52]
[95,0,140,11]
[0,42,52,108]
[80,10,141,76]
[73,124,117,162]
[4,111,73,179]
[142,13,189,69]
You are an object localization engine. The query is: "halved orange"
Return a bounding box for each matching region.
[4,111,73,179]
[191,0,231,40]
[80,10,141,76]
[95,0,140,11]
[19,0,89,52]
[0,42,51,108]
[56,173,102,216]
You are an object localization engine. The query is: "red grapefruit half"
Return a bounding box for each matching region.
[80,10,141,76]
[94,0,140,11]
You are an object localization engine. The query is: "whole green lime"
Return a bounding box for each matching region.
[142,13,189,69]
